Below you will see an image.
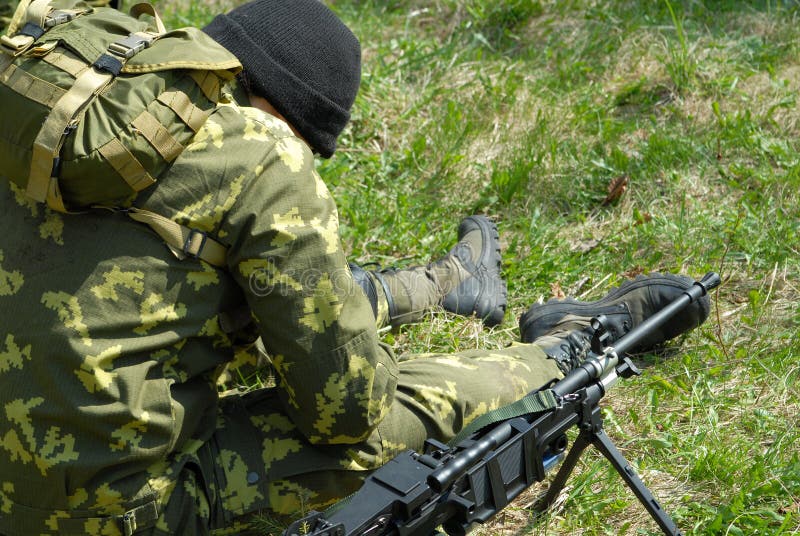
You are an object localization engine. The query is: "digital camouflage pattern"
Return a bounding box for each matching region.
[0,77,565,535]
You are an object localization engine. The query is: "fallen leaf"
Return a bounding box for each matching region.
[550,281,566,299]
[570,238,600,253]
[603,175,629,205]
[778,501,800,515]
[633,209,653,225]
[623,266,645,278]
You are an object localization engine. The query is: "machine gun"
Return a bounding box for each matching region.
[283,272,721,536]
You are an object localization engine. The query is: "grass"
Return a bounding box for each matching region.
[163,0,800,534]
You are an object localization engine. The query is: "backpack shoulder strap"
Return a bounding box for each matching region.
[126,207,228,267]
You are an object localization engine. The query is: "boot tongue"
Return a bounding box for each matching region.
[453,225,486,268]
[534,324,592,348]
[548,313,593,334]
[429,246,471,295]
[430,223,486,293]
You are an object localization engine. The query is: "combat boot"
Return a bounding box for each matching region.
[533,326,595,374]
[352,215,507,327]
[520,273,710,352]
[437,215,507,326]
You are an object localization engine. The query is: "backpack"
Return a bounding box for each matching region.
[0,0,241,266]
[1,0,118,33]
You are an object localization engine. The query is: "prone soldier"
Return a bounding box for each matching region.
[0,1,710,534]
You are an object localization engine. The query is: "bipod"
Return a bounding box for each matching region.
[534,384,683,536]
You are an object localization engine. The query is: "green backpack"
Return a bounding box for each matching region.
[1,0,117,33]
[0,0,241,266]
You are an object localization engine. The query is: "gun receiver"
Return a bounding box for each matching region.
[283,272,720,536]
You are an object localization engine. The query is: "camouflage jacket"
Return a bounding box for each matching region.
[0,84,397,528]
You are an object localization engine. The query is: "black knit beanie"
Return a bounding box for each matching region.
[202,0,361,158]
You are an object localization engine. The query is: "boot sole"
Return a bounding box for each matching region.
[519,272,695,342]
[472,216,508,326]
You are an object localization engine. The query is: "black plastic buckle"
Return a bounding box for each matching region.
[183,229,208,259]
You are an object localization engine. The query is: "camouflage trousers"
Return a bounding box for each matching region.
[148,342,562,535]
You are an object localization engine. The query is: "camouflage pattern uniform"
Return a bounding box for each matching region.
[1,0,15,32]
[0,82,563,535]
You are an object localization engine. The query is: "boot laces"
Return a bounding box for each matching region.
[546,330,593,374]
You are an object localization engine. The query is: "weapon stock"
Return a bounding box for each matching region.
[283,272,720,536]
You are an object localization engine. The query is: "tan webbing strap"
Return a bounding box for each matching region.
[97,138,156,191]
[27,40,58,57]
[41,48,88,78]
[1,63,66,107]
[24,0,51,28]
[131,110,184,162]
[157,90,209,132]
[22,7,165,209]
[0,34,35,53]
[5,0,34,37]
[0,0,51,52]
[129,3,166,34]
[126,207,228,267]
[0,50,15,76]
[189,70,221,103]
[45,173,68,212]
[26,66,114,203]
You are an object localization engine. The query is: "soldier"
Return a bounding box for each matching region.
[0,0,710,534]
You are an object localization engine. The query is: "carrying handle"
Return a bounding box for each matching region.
[129,2,166,34]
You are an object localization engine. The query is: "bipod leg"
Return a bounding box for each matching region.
[591,428,683,536]
[535,431,592,512]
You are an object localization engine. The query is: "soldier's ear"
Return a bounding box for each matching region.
[247,94,312,149]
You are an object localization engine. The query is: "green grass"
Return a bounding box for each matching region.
[169,0,800,533]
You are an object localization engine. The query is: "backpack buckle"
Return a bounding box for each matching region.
[183,229,208,259]
[108,32,156,59]
[44,10,76,28]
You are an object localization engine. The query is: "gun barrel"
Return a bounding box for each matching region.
[551,350,615,397]
[614,272,717,355]
[553,272,719,397]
